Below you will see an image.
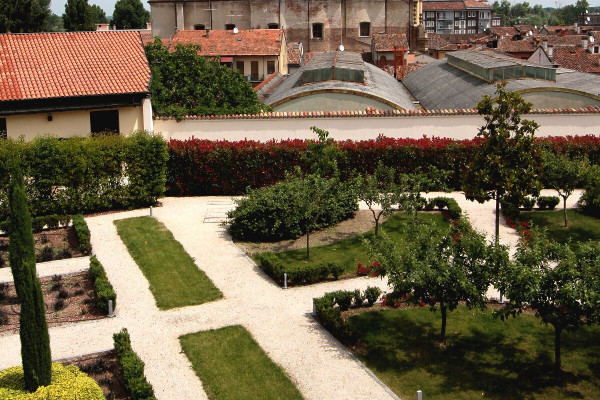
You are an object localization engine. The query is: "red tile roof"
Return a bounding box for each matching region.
[287,42,303,65]
[172,29,284,56]
[496,36,538,53]
[552,47,600,74]
[372,33,408,52]
[0,31,150,102]
[539,25,577,35]
[423,0,490,10]
[490,26,519,37]
[140,31,171,47]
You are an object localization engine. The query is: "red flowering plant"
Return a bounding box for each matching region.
[356,261,384,277]
[505,214,535,246]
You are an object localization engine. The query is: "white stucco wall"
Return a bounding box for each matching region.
[154,112,600,142]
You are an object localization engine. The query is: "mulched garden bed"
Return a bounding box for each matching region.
[0,271,106,335]
[0,226,84,268]
[62,349,129,400]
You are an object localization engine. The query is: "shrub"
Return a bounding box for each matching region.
[329,262,344,280]
[72,215,91,254]
[89,256,116,314]
[537,196,560,210]
[334,290,354,311]
[364,286,382,306]
[0,363,104,400]
[500,199,521,220]
[521,197,536,210]
[428,197,462,219]
[113,328,156,400]
[227,177,357,241]
[313,292,356,343]
[353,289,365,307]
[36,246,55,263]
[258,256,344,286]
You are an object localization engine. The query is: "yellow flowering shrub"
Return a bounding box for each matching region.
[0,363,105,400]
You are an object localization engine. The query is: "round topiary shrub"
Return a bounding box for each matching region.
[0,363,105,400]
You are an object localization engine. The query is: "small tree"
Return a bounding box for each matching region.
[368,219,494,341]
[463,82,542,243]
[112,0,150,29]
[497,232,596,373]
[63,0,95,31]
[397,167,449,222]
[355,162,399,237]
[8,161,51,391]
[542,151,586,227]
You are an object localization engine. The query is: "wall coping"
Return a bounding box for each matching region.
[154,106,600,120]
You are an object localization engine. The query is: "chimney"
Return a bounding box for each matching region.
[146,22,152,30]
[582,37,589,50]
[548,45,553,58]
[206,28,210,37]
[543,39,548,52]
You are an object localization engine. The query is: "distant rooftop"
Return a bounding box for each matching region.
[300,51,365,84]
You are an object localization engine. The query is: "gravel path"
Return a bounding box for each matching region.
[0,256,90,284]
[0,191,583,399]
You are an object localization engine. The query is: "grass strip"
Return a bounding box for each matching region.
[528,209,600,246]
[253,212,449,275]
[115,216,222,309]
[180,325,303,400]
[346,306,600,400]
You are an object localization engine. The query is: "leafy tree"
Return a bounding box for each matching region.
[397,167,448,222]
[63,0,95,31]
[44,12,64,31]
[89,4,107,24]
[0,0,50,33]
[355,162,399,237]
[112,0,150,29]
[463,82,542,244]
[8,161,51,391]
[368,219,494,341]
[497,233,597,372]
[542,151,586,227]
[145,40,269,118]
[579,164,600,215]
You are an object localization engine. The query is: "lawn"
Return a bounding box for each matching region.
[179,325,303,400]
[346,306,600,400]
[528,209,600,246]
[114,216,222,309]
[253,212,449,275]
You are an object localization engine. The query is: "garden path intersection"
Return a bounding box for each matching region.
[0,191,582,399]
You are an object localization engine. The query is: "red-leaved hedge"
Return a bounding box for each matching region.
[166,135,600,196]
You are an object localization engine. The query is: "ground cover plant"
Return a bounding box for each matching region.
[114,216,222,309]
[344,306,600,400]
[179,325,303,400]
[254,212,449,286]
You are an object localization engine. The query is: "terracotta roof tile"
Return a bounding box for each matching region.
[172,29,283,56]
[287,42,303,64]
[423,0,490,10]
[552,46,600,74]
[372,33,408,52]
[490,26,519,37]
[463,0,492,8]
[0,31,150,102]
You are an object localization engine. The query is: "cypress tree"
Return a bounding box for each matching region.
[8,161,52,391]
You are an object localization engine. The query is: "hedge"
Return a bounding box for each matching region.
[166,135,600,196]
[89,256,116,314]
[0,363,104,400]
[0,131,167,222]
[113,328,156,400]
[72,215,91,254]
[259,253,344,287]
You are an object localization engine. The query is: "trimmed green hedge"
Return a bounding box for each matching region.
[537,196,560,210]
[89,256,116,314]
[427,197,462,219]
[0,363,104,399]
[259,253,344,287]
[0,132,167,222]
[72,215,91,254]
[113,328,156,400]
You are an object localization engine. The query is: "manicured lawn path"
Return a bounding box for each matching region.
[180,326,304,400]
[253,213,448,274]
[346,306,600,399]
[114,216,222,309]
[529,209,600,246]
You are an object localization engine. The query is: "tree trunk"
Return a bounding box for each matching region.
[375,212,382,237]
[440,300,447,342]
[554,325,562,373]
[306,229,310,259]
[563,197,568,227]
[495,196,500,245]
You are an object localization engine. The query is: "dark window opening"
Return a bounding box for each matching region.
[268,23,279,29]
[267,61,275,74]
[251,61,259,80]
[359,22,370,37]
[0,118,6,139]
[225,24,235,30]
[236,61,245,75]
[312,23,323,39]
[194,24,205,30]
[90,110,119,135]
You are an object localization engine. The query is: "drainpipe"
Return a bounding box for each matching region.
[307,0,310,53]
[385,0,388,33]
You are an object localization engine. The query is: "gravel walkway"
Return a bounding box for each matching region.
[0,190,584,399]
[0,256,90,284]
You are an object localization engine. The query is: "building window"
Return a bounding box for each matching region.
[468,11,476,17]
[267,60,275,74]
[225,24,235,30]
[90,110,119,134]
[0,118,6,139]
[359,22,370,37]
[426,20,434,27]
[594,46,599,53]
[426,12,434,18]
[194,24,205,30]
[468,19,476,26]
[312,23,323,39]
[268,23,279,29]
[236,61,245,75]
[251,61,259,80]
